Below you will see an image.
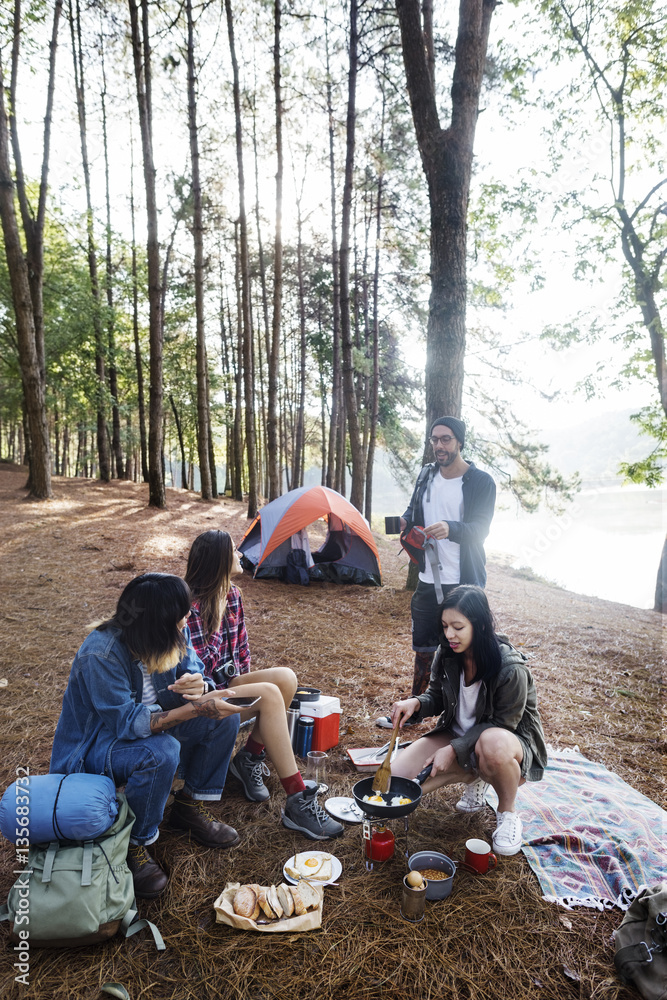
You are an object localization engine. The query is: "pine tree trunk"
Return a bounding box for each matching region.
[129,132,149,483]
[3,0,61,497]
[169,395,188,489]
[185,0,212,499]
[225,0,257,518]
[0,72,52,499]
[232,221,244,502]
[100,31,124,478]
[129,0,165,507]
[293,197,307,489]
[339,0,364,512]
[654,537,667,614]
[219,258,234,496]
[71,0,110,482]
[251,97,271,494]
[324,12,341,493]
[396,0,497,433]
[267,0,283,501]
[365,105,385,524]
[9,0,62,392]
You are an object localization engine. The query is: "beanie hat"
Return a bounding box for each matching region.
[430,416,465,450]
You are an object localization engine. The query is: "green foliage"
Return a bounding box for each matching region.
[619,405,667,486]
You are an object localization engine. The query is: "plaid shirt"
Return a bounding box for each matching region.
[187,585,251,685]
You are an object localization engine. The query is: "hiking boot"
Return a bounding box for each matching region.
[492,811,523,856]
[282,781,345,841]
[169,795,240,849]
[455,778,490,813]
[375,715,416,729]
[229,748,271,802]
[126,843,169,899]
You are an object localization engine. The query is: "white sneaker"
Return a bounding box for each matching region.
[492,811,523,856]
[455,778,490,813]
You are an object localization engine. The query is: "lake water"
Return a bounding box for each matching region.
[485,486,664,610]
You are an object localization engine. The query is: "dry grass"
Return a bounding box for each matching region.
[0,467,664,1000]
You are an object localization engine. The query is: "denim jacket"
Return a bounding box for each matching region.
[412,636,547,781]
[50,625,214,777]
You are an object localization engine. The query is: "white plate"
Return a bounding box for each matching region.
[324,796,364,823]
[282,851,342,887]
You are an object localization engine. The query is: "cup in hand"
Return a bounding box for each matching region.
[464,838,498,874]
[384,516,402,535]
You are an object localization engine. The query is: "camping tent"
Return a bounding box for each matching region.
[238,485,382,586]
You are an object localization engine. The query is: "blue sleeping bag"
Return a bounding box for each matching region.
[0,773,119,844]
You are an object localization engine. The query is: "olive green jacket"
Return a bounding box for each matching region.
[412,636,547,781]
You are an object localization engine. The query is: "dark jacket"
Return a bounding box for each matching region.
[402,461,496,587]
[411,637,547,781]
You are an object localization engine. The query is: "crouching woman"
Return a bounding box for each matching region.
[50,573,242,899]
[390,585,547,856]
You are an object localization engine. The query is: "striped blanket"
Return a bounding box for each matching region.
[490,747,667,911]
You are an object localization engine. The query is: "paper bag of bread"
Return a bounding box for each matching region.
[214,881,324,932]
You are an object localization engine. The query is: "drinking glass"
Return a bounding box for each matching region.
[304,750,328,793]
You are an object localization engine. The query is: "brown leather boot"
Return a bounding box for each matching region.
[169,794,240,848]
[126,843,169,899]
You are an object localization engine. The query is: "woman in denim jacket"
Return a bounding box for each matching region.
[50,573,243,899]
[390,585,547,856]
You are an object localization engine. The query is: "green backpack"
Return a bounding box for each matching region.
[0,793,164,951]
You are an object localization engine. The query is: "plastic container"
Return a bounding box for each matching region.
[295,716,314,757]
[307,695,341,752]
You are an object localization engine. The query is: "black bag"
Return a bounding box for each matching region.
[614,884,667,1000]
[285,549,310,586]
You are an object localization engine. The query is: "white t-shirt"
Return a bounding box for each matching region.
[140,664,160,708]
[419,472,464,585]
[452,673,482,738]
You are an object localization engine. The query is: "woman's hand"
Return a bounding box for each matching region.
[190,688,242,719]
[424,744,456,778]
[390,697,420,728]
[168,672,206,700]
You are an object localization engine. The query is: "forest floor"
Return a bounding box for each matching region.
[0,465,664,1000]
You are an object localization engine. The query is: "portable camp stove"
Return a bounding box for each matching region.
[362,814,412,871]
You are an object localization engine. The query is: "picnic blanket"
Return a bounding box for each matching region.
[488,747,667,911]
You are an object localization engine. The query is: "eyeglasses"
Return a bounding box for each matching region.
[430,434,455,445]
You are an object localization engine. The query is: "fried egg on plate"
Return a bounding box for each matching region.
[285,852,333,881]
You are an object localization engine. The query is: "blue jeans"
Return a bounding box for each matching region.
[107,713,240,844]
[411,580,459,652]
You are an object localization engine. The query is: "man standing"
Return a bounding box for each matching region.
[376,416,496,727]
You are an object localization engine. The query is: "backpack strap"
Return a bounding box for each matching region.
[424,538,444,603]
[81,840,94,886]
[42,841,60,883]
[121,907,166,951]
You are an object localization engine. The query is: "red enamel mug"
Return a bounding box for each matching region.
[464,838,498,874]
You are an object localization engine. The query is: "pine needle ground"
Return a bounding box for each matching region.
[0,466,663,1000]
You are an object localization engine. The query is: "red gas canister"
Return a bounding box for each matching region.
[365,824,395,862]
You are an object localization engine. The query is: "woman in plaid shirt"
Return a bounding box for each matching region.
[185,530,343,840]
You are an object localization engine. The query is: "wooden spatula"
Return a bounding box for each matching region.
[371,716,400,795]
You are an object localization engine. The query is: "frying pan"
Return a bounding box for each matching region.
[352,764,433,820]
